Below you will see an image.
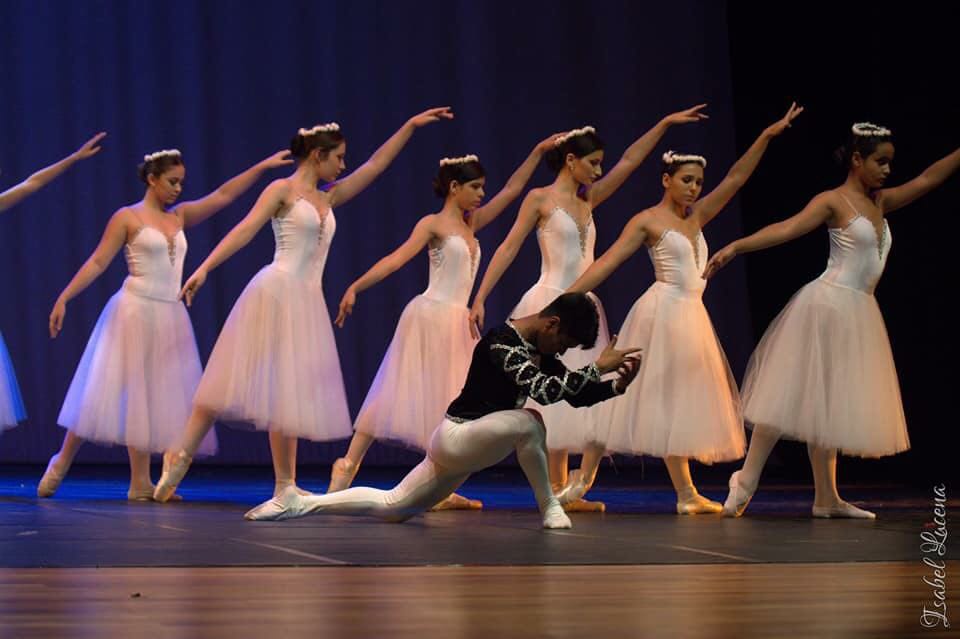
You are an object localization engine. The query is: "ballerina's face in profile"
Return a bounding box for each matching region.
[851,142,894,190]
[147,164,186,208]
[311,142,347,183]
[661,163,704,214]
[566,149,604,187]
[449,177,486,212]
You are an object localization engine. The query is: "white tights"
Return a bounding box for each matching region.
[293,409,554,522]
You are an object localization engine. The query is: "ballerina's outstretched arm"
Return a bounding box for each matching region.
[335,217,437,327]
[701,192,837,280]
[693,102,803,227]
[326,107,454,209]
[566,213,649,294]
[588,105,708,208]
[0,132,106,213]
[469,133,563,232]
[879,146,960,213]
[175,151,293,227]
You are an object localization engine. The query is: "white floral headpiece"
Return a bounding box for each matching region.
[298,122,341,136]
[143,149,181,163]
[554,126,596,147]
[852,122,892,137]
[662,150,707,168]
[439,154,480,167]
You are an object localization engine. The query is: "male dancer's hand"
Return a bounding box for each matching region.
[595,334,642,375]
[612,356,641,394]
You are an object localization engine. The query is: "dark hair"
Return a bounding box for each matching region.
[290,127,346,161]
[432,158,486,198]
[543,129,605,173]
[833,126,893,169]
[539,293,599,349]
[138,153,184,184]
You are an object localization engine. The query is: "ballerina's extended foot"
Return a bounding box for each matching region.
[327,457,358,493]
[722,470,755,517]
[812,501,876,519]
[37,455,67,498]
[153,450,193,503]
[431,492,483,511]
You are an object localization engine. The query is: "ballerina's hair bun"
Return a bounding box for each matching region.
[833,122,893,167]
[290,122,346,160]
[543,126,605,173]
[138,149,183,184]
[433,154,485,198]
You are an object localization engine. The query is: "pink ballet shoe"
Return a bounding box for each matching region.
[722,470,755,518]
[153,450,192,503]
[245,486,302,521]
[812,501,876,519]
[554,469,595,506]
[37,455,68,498]
[327,457,358,493]
[127,484,182,502]
[430,492,484,511]
[542,498,572,529]
[677,492,723,515]
[562,498,606,513]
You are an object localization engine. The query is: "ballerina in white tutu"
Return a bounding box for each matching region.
[328,135,561,511]
[154,107,453,505]
[39,148,292,499]
[468,105,708,511]
[1,132,106,432]
[703,122,960,519]
[566,103,803,514]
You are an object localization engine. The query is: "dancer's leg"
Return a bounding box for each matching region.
[723,424,781,517]
[808,444,875,519]
[153,405,216,502]
[328,431,375,492]
[665,456,721,515]
[37,431,85,497]
[269,431,306,497]
[126,447,154,500]
[557,442,607,512]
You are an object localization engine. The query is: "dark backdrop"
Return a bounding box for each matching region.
[0,1,950,486]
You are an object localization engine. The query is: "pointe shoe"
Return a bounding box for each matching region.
[245,486,302,521]
[562,499,606,513]
[554,469,595,506]
[327,457,358,493]
[722,470,755,518]
[153,450,192,503]
[812,501,876,519]
[677,493,723,515]
[430,492,484,511]
[127,484,182,502]
[37,456,67,498]
[542,497,573,529]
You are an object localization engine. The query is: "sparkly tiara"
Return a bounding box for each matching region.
[662,150,707,168]
[143,149,181,163]
[298,122,341,136]
[439,154,479,167]
[852,122,892,137]
[554,126,596,146]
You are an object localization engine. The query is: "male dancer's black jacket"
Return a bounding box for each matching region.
[445,322,621,423]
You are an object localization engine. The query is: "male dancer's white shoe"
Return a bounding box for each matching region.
[541,497,573,529]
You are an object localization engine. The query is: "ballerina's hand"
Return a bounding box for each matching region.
[702,244,737,280]
[537,132,566,153]
[764,102,804,138]
[49,299,67,338]
[408,107,455,128]
[468,302,485,340]
[613,355,642,394]
[335,288,356,328]
[260,150,295,170]
[664,104,709,126]
[595,334,643,375]
[179,269,207,307]
[74,132,107,160]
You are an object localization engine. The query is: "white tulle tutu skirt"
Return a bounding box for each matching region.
[0,331,26,430]
[194,265,352,441]
[58,289,217,455]
[511,284,610,451]
[354,294,477,449]
[597,283,745,463]
[742,278,909,457]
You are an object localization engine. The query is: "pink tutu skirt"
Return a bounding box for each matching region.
[742,278,909,457]
[194,264,352,441]
[597,283,745,463]
[354,295,477,449]
[58,289,217,455]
